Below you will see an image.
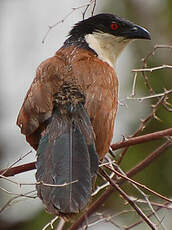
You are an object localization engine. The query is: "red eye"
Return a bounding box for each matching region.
[111,23,119,31]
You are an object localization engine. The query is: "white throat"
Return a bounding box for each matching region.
[85,32,130,68]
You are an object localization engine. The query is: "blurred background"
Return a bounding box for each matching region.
[0,0,172,229]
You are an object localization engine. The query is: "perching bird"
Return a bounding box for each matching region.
[17,13,151,215]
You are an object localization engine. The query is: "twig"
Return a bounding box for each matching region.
[127,89,172,102]
[131,199,172,210]
[87,212,123,229]
[141,44,172,110]
[91,0,96,16]
[0,186,36,198]
[130,72,138,97]
[99,168,157,230]
[117,94,167,164]
[69,141,171,230]
[104,164,172,204]
[42,1,96,43]
[142,44,172,64]
[0,190,36,214]
[42,216,59,230]
[82,0,96,19]
[108,163,166,229]
[0,173,77,188]
[132,64,172,72]
[130,44,172,114]
[1,150,32,176]
[125,202,169,230]
[92,156,115,196]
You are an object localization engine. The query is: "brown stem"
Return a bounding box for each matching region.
[1,128,171,178]
[111,128,172,151]
[0,162,36,177]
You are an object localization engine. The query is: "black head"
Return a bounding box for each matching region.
[67,13,151,42]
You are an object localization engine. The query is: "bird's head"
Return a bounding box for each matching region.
[65,13,151,66]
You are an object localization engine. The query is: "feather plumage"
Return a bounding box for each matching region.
[36,88,98,214]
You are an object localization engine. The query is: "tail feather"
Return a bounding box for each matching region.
[74,104,99,176]
[36,103,98,214]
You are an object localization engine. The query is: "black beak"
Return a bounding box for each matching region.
[125,24,151,40]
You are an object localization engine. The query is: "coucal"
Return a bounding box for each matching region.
[17,14,151,215]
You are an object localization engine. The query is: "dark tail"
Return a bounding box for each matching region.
[35,99,98,215]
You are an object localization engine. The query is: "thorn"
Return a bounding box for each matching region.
[153,113,161,122]
[124,200,129,205]
[141,125,146,131]
[121,135,128,142]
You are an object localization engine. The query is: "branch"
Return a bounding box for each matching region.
[111,128,172,151]
[117,94,168,164]
[129,44,172,112]
[42,216,59,230]
[127,89,172,102]
[142,44,172,64]
[69,141,171,230]
[132,64,172,72]
[0,162,36,177]
[99,168,157,230]
[131,199,172,210]
[125,202,169,230]
[0,173,77,188]
[104,164,172,204]
[42,0,96,43]
[0,190,36,214]
[1,128,172,177]
[108,163,166,229]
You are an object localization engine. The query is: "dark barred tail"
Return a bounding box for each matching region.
[35,101,98,215]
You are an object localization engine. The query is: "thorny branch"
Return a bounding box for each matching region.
[42,0,97,43]
[109,163,166,229]
[42,216,59,230]
[1,127,172,177]
[117,93,169,165]
[117,45,172,165]
[125,202,169,230]
[0,173,77,188]
[0,190,37,214]
[0,161,36,177]
[140,45,172,111]
[1,150,32,176]
[104,163,172,204]
[132,64,172,73]
[111,128,172,151]
[99,168,157,230]
[130,199,172,210]
[69,141,172,230]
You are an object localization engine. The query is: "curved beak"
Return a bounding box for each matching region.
[125,24,151,40]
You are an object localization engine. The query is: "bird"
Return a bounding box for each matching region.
[17,13,151,216]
